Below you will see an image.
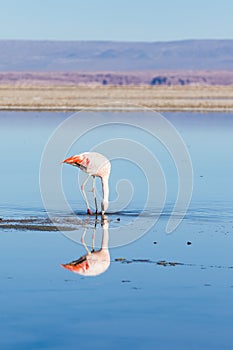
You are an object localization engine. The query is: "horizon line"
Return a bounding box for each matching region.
[0,38,232,44]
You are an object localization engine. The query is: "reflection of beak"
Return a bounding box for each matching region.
[60,259,90,273]
[60,263,77,272]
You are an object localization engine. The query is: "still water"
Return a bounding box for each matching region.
[0,111,233,350]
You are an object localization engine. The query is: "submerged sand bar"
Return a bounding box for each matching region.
[0,85,233,112]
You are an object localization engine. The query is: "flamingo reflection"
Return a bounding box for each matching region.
[61,218,110,276]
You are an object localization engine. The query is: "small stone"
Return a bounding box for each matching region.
[153,241,158,244]
[117,218,120,222]
[187,241,192,245]
[115,257,126,262]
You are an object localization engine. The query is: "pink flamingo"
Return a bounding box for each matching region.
[61,219,110,276]
[63,152,111,216]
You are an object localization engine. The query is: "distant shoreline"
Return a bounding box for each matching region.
[1,70,233,86]
[0,84,232,112]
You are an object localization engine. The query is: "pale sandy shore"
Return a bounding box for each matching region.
[0,85,233,112]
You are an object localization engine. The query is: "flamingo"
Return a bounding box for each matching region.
[63,152,111,216]
[61,219,110,276]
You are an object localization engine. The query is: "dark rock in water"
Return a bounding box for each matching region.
[157,260,184,267]
[115,257,126,262]
[117,218,121,221]
[132,259,152,263]
[153,241,158,244]
[187,241,192,245]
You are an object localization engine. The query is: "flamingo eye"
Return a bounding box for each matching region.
[85,158,90,166]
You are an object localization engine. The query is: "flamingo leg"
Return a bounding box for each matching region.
[92,175,98,215]
[81,227,91,254]
[81,174,92,214]
[91,221,97,252]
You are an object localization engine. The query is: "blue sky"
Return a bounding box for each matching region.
[0,0,232,41]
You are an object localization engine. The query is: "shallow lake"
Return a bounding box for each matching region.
[0,110,233,350]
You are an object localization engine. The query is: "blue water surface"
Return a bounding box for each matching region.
[0,111,233,350]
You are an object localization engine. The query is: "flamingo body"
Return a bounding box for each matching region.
[61,250,110,276]
[63,152,111,215]
[61,220,110,276]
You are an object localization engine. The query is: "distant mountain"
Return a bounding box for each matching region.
[0,39,232,71]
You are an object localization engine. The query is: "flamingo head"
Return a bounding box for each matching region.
[61,260,89,275]
[62,154,90,171]
[61,256,90,275]
[63,154,83,165]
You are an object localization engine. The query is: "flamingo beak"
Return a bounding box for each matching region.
[62,155,82,165]
[60,260,89,273]
[60,263,77,272]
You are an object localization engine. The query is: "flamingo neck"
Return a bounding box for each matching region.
[101,221,109,250]
[101,176,109,213]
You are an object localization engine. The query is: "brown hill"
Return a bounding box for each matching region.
[0,39,232,71]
